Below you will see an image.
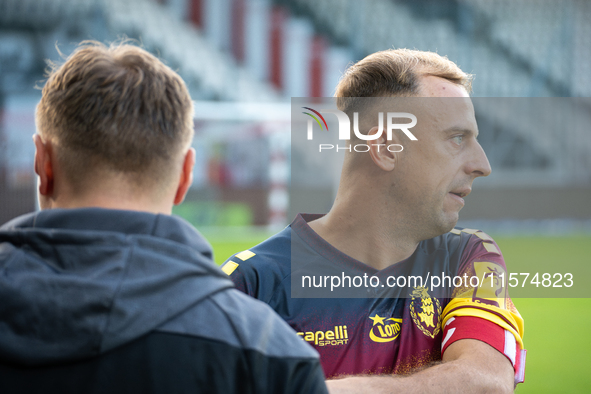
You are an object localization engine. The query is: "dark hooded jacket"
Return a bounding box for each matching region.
[0,208,327,394]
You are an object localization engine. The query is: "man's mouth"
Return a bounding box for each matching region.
[450,191,467,198]
[448,188,471,206]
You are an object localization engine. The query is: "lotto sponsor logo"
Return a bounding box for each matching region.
[369,314,403,343]
[297,325,349,346]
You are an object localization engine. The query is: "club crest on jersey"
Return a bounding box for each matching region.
[368,314,403,343]
[410,286,442,338]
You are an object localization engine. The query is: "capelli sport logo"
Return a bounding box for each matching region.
[302,107,418,153]
[297,325,349,347]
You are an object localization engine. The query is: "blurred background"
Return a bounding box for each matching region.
[0,1,590,392]
[1,0,591,230]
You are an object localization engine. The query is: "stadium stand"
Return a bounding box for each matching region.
[464,0,591,97]
[0,0,276,101]
[104,0,278,101]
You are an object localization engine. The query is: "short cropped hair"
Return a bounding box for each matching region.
[36,41,194,190]
[335,49,472,113]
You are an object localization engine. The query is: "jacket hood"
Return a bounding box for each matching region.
[0,208,233,366]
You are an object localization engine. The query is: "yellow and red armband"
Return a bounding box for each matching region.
[441,299,527,384]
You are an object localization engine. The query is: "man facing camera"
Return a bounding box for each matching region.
[0,41,327,394]
[223,49,526,393]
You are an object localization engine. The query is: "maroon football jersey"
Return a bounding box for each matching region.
[222,214,525,382]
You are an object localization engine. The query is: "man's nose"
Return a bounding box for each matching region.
[468,141,492,178]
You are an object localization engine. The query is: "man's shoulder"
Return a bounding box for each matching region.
[160,286,319,361]
[211,288,318,358]
[221,226,292,277]
[416,227,504,276]
[447,226,497,241]
[448,226,503,257]
[427,226,501,255]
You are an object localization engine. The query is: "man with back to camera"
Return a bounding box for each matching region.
[222,49,526,393]
[0,41,328,394]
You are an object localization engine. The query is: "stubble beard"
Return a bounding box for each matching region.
[416,194,460,241]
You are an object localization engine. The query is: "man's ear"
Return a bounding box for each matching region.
[33,134,54,197]
[174,147,195,205]
[367,126,398,172]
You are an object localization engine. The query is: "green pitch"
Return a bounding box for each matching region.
[495,236,591,393]
[209,233,591,393]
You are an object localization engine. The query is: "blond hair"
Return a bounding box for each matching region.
[335,49,472,113]
[36,41,194,190]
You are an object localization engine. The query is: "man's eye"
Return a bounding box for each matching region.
[452,135,463,144]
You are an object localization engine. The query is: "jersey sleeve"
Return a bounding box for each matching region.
[441,228,527,385]
[220,248,290,307]
[221,250,260,298]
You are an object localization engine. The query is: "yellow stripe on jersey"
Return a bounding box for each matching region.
[450,228,461,235]
[474,231,494,242]
[482,242,501,255]
[221,261,239,276]
[442,298,524,349]
[461,228,479,234]
[235,250,256,261]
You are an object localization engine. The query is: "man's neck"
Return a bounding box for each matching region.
[49,199,172,215]
[307,194,421,271]
[43,187,173,215]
